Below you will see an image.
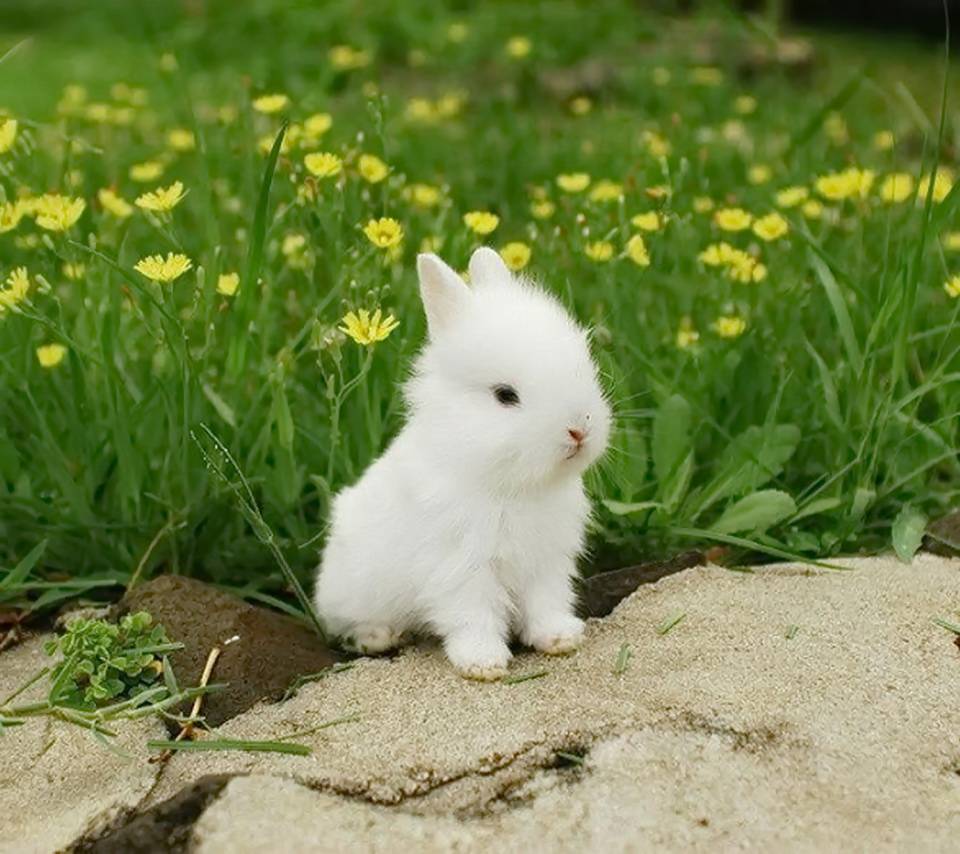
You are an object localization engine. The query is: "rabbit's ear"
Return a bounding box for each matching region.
[468,246,511,287]
[417,253,471,335]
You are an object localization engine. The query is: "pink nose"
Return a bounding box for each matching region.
[568,428,586,445]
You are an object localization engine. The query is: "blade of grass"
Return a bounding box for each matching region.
[147,737,311,755]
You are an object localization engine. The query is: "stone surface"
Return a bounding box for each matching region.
[926,509,960,557]
[0,638,163,854]
[120,575,342,726]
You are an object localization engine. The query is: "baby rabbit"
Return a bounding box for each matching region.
[314,247,611,679]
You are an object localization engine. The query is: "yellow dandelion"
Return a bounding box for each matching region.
[626,234,650,267]
[217,272,239,296]
[304,152,343,179]
[556,173,591,193]
[642,130,671,158]
[824,112,849,145]
[873,130,895,151]
[631,211,664,232]
[363,217,404,249]
[775,186,808,208]
[166,128,196,152]
[676,317,699,349]
[815,167,874,201]
[0,267,30,313]
[714,207,752,231]
[130,161,165,182]
[135,181,187,214]
[699,242,736,267]
[159,52,178,72]
[589,180,623,203]
[879,173,915,204]
[36,343,67,368]
[404,183,441,208]
[329,45,371,70]
[802,199,824,219]
[505,36,532,59]
[500,242,531,271]
[0,201,24,232]
[0,118,17,154]
[358,153,389,184]
[447,22,469,43]
[98,188,134,218]
[712,315,746,338]
[570,96,592,116]
[35,194,86,232]
[690,66,724,86]
[63,262,85,280]
[339,308,400,346]
[734,95,757,115]
[652,67,671,86]
[435,91,466,119]
[727,252,767,283]
[944,275,960,298]
[405,98,436,123]
[752,212,789,242]
[462,210,499,235]
[134,252,193,283]
[304,113,333,138]
[748,164,772,185]
[253,93,289,114]
[942,232,960,251]
[584,240,614,262]
[282,234,307,256]
[530,200,555,219]
[918,168,954,204]
[420,235,443,254]
[693,196,714,214]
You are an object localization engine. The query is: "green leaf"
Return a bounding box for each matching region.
[808,249,863,376]
[602,500,662,516]
[201,382,238,428]
[891,506,927,563]
[791,496,843,523]
[711,490,798,536]
[652,395,692,490]
[0,540,47,591]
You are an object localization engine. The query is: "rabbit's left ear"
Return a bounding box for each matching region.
[468,247,511,287]
[417,253,472,336]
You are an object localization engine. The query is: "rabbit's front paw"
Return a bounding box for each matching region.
[347,624,403,654]
[444,633,511,681]
[525,615,585,656]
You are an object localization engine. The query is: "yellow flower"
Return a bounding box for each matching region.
[879,173,915,204]
[358,153,389,183]
[135,181,187,213]
[815,167,874,201]
[166,128,196,151]
[873,130,895,151]
[339,308,399,345]
[0,201,24,232]
[0,267,30,313]
[159,52,178,72]
[252,93,289,114]
[748,164,772,185]
[0,118,17,154]
[626,234,650,267]
[642,130,671,158]
[712,315,746,338]
[823,112,849,145]
[505,36,532,59]
[652,67,671,86]
[63,262,85,280]
[447,22,469,43]
[676,317,699,349]
[304,113,333,137]
[134,252,193,283]
[775,186,808,208]
[584,240,614,262]
[462,210,499,235]
[631,211,664,232]
[713,207,752,231]
[556,173,590,193]
[420,235,443,254]
[283,234,307,256]
[329,45,371,70]
[918,168,954,203]
[802,199,823,219]
[35,194,86,232]
[752,212,789,242]
[570,96,592,116]
[589,180,623,203]
[36,343,67,368]
[727,252,767,283]
[500,242,531,271]
[530,200,555,219]
[304,152,342,179]
[690,66,723,86]
[217,272,239,296]
[404,183,441,208]
[130,161,165,182]
[698,242,735,267]
[693,196,714,214]
[734,95,757,115]
[942,232,960,251]
[944,275,960,298]
[98,188,134,218]
[435,91,466,118]
[363,217,404,249]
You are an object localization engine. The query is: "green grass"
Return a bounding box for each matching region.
[0,1,958,616]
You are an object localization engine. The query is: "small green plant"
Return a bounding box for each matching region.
[43,612,178,709]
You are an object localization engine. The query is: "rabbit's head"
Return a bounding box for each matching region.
[407,247,611,493]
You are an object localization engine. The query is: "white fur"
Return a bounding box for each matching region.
[314,247,611,680]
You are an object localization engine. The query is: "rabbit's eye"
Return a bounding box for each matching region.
[492,384,520,407]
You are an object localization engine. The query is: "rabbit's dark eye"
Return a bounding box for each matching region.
[493,384,520,407]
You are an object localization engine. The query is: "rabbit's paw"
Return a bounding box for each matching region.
[444,634,511,681]
[525,615,585,656]
[349,624,403,655]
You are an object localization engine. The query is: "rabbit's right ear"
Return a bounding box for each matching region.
[417,253,471,336]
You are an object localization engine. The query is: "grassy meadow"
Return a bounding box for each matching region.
[0,1,958,613]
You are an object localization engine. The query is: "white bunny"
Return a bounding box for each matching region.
[314,247,611,679]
